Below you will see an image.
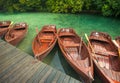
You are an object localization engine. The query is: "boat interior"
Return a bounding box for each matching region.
[0,21,11,28]
[34,29,56,55]
[90,32,120,82]
[59,29,92,68]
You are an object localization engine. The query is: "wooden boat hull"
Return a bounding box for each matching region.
[32,25,57,60]
[88,31,120,83]
[35,39,57,60]
[0,21,11,37]
[58,28,93,83]
[58,42,93,83]
[92,55,120,83]
[0,28,8,37]
[5,23,28,46]
[6,33,27,46]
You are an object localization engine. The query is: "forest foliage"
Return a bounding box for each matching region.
[0,0,120,17]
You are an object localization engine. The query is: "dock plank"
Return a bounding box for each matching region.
[57,73,66,83]
[0,39,3,42]
[0,43,15,53]
[75,79,81,83]
[0,43,10,52]
[0,48,20,64]
[19,61,42,83]
[0,40,81,83]
[33,66,50,83]
[39,67,53,83]
[13,61,41,83]
[6,61,35,83]
[51,70,61,83]
[69,77,75,83]
[45,69,57,83]
[0,40,6,46]
[4,59,40,83]
[0,48,28,63]
[0,45,15,57]
[0,52,27,74]
[0,55,33,80]
[26,63,47,83]
[63,75,71,83]
[0,41,14,50]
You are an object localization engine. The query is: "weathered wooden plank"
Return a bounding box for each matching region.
[0,50,23,66]
[0,38,3,42]
[0,41,24,55]
[0,44,15,53]
[39,67,53,83]
[0,43,8,51]
[44,69,57,83]
[1,57,35,83]
[0,40,13,49]
[0,48,19,64]
[0,40,81,83]
[69,77,75,83]
[0,40,6,46]
[33,65,50,83]
[0,55,33,80]
[57,72,66,83]
[51,71,61,83]
[18,61,42,83]
[75,79,81,83]
[0,45,16,57]
[0,52,27,74]
[63,75,70,83]
[13,61,41,83]
[0,42,16,51]
[4,59,40,83]
[6,44,14,48]
[26,63,47,83]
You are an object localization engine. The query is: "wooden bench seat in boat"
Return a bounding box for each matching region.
[39,35,53,42]
[95,51,118,56]
[65,43,80,47]
[59,32,75,37]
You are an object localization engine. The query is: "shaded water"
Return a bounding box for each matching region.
[1,13,120,82]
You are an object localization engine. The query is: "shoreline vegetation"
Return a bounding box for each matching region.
[0,0,120,17]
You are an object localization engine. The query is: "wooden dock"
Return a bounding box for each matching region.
[0,39,81,83]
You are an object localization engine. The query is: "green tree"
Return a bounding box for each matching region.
[46,0,84,13]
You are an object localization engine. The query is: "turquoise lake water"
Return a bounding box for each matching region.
[1,12,120,83]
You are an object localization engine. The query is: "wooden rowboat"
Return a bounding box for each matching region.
[0,21,11,37]
[88,31,120,83]
[32,25,57,60]
[5,22,28,46]
[58,28,94,83]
